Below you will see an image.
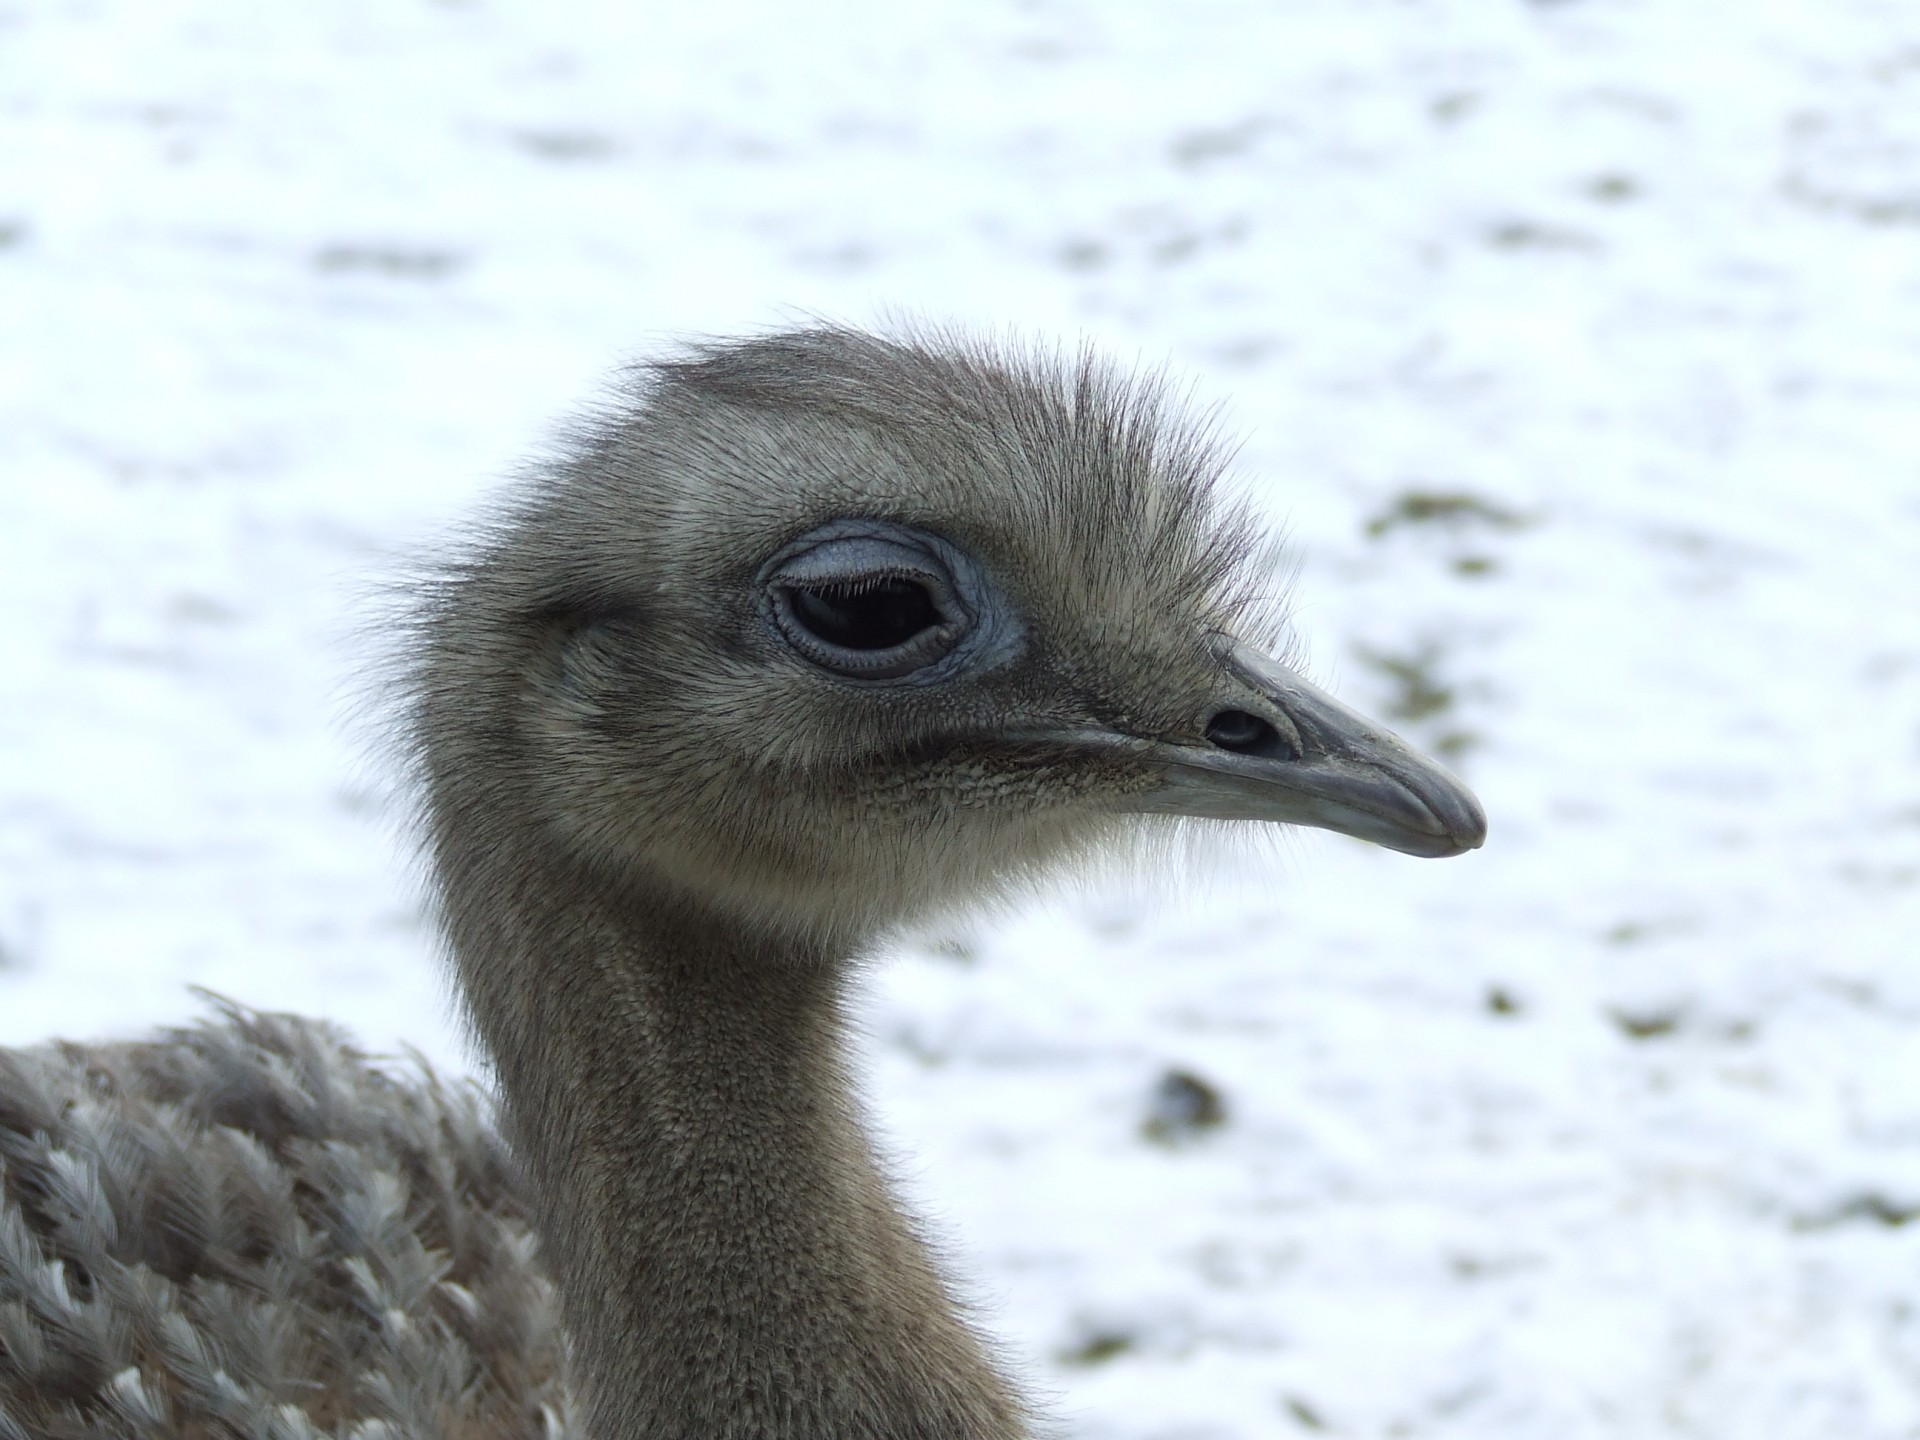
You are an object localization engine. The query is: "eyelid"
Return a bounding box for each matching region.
[757,520,996,684]
[783,567,944,604]
[773,537,951,594]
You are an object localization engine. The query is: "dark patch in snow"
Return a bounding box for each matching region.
[1059,239,1108,271]
[1609,1006,1683,1040]
[314,245,464,279]
[1487,220,1600,252]
[1143,1067,1227,1144]
[1170,117,1269,168]
[1365,491,1527,539]
[1283,1394,1329,1429]
[514,129,620,161]
[1058,1326,1136,1367]
[1796,1192,1920,1230]
[1353,642,1459,727]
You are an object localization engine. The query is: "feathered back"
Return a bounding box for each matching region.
[0,1004,572,1439]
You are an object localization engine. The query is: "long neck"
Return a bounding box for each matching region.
[439,849,1031,1439]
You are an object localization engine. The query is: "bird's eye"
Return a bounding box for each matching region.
[761,522,985,682]
[786,577,942,651]
[1205,708,1299,761]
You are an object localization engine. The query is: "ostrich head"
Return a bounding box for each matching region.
[411,327,1484,948]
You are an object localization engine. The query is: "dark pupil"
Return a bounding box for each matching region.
[1205,709,1280,754]
[788,578,940,651]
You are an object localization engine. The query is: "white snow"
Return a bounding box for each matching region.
[4,1,1920,1435]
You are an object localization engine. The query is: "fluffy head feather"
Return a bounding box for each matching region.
[407,325,1290,942]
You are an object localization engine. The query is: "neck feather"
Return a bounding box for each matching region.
[435,844,1031,1440]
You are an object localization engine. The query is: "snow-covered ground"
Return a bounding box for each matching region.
[5,2,1920,1435]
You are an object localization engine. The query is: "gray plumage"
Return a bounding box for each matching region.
[1,326,1485,1439]
[0,1003,571,1439]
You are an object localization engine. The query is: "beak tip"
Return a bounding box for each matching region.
[1416,777,1488,858]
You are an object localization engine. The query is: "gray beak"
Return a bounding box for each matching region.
[1118,639,1487,859]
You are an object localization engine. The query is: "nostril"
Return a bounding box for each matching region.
[1205,709,1282,755]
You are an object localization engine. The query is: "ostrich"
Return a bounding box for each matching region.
[0,327,1485,1439]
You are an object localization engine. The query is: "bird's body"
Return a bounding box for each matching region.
[1,327,1484,1438]
[0,1007,571,1439]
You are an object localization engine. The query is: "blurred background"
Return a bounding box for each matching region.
[3,2,1919,1435]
